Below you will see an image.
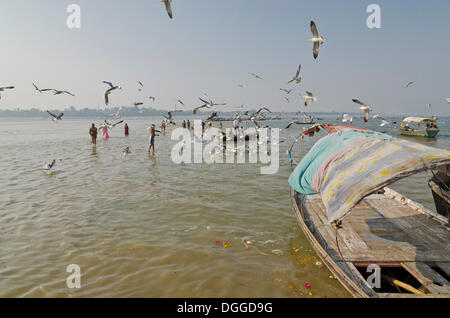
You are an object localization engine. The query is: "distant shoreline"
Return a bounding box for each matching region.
[0,107,442,119]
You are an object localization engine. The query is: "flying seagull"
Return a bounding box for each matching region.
[286,120,311,129]
[405,81,414,88]
[287,64,302,84]
[446,98,450,103]
[149,96,156,102]
[47,111,64,122]
[285,97,290,103]
[193,97,226,114]
[427,103,431,109]
[238,84,248,88]
[177,99,185,106]
[250,107,272,119]
[109,106,123,119]
[163,111,176,125]
[249,72,263,80]
[51,89,75,96]
[302,91,316,107]
[309,21,324,60]
[103,81,122,106]
[161,0,173,19]
[134,102,144,107]
[138,81,144,91]
[104,119,124,130]
[33,83,47,93]
[352,99,372,122]
[280,88,293,94]
[205,112,218,122]
[0,86,15,99]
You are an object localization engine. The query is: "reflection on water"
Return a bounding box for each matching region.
[0,116,448,298]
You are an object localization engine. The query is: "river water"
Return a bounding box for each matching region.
[0,115,449,298]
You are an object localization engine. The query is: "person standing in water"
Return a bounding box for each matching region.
[161,120,166,134]
[187,120,191,130]
[182,120,186,129]
[147,124,160,155]
[89,123,98,145]
[124,123,129,136]
[101,125,109,140]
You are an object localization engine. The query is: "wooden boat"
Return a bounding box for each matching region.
[399,117,439,138]
[428,171,450,223]
[290,187,450,298]
[288,123,450,298]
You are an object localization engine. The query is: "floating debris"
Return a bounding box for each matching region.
[271,249,283,255]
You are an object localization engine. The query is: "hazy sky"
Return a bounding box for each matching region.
[0,0,449,115]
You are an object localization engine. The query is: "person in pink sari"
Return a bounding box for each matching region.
[101,125,109,140]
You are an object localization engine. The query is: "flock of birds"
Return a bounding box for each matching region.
[1,1,447,170]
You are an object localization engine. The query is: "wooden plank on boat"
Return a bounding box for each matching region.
[303,194,450,262]
[436,262,450,278]
[401,262,450,294]
[365,198,450,251]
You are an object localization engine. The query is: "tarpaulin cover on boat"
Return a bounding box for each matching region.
[289,127,450,223]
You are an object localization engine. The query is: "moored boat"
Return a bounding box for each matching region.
[399,117,440,138]
[288,123,450,298]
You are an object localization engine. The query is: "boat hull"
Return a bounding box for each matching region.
[290,187,450,298]
[399,128,439,138]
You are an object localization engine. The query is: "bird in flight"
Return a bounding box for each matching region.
[32,83,49,93]
[134,102,144,107]
[302,91,316,107]
[103,81,122,106]
[104,119,124,130]
[446,98,450,103]
[249,72,263,80]
[109,106,123,119]
[0,86,15,99]
[287,64,302,84]
[250,107,272,119]
[138,81,144,91]
[285,120,312,129]
[309,21,324,60]
[205,112,218,122]
[162,0,173,19]
[193,98,226,114]
[51,89,75,96]
[149,96,156,102]
[280,88,293,94]
[405,81,414,88]
[47,111,64,122]
[163,111,176,125]
[352,99,372,122]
